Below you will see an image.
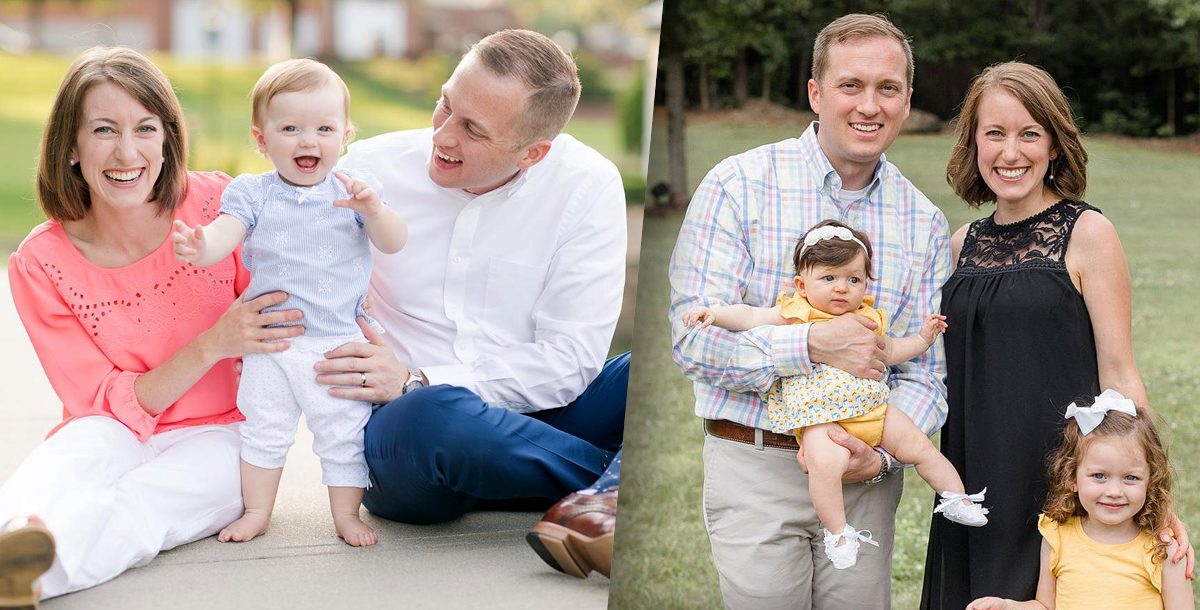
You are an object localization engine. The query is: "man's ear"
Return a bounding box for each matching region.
[793,275,807,298]
[807,78,821,114]
[251,126,267,155]
[516,139,552,170]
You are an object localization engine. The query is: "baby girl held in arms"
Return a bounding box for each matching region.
[685,219,988,569]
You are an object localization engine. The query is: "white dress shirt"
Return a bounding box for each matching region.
[339,128,627,413]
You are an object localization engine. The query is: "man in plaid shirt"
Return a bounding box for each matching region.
[668,14,951,608]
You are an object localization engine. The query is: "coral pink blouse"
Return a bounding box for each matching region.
[9,171,248,441]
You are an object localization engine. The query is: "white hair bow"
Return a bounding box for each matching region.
[798,225,868,257]
[1064,389,1136,435]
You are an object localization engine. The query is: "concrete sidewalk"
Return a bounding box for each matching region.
[0,272,611,609]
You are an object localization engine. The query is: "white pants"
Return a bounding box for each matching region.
[0,416,242,599]
[239,335,372,488]
[702,433,903,609]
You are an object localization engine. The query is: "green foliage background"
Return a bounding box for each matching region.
[659,0,1200,137]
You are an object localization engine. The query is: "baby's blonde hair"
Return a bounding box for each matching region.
[250,58,354,139]
[1044,403,1174,561]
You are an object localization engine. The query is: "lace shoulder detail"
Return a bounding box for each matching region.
[956,200,1099,273]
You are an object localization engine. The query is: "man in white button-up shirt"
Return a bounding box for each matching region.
[315,29,628,577]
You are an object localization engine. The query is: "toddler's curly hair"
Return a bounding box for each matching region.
[1044,401,1174,561]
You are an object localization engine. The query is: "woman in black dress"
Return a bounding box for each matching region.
[920,62,1189,609]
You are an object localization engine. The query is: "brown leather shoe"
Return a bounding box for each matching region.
[525,488,617,578]
[0,516,55,610]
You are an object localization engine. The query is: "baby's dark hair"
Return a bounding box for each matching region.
[1044,398,1174,561]
[792,219,875,279]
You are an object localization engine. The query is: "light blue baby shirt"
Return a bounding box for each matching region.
[220,169,383,338]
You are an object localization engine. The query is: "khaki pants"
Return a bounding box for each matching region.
[703,433,903,609]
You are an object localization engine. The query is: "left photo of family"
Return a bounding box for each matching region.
[0,1,658,608]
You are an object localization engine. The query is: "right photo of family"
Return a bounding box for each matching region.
[613,0,1199,608]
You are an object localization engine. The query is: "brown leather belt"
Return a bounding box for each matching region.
[704,419,799,450]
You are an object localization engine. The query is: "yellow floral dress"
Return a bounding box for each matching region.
[764,292,890,442]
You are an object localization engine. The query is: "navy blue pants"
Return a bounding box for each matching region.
[362,353,628,524]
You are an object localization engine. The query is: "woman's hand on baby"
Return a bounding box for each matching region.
[920,314,948,345]
[199,291,304,363]
[332,172,385,217]
[171,219,206,263]
[683,306,715,328]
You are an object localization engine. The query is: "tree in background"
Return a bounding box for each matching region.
[652,0,1200,212]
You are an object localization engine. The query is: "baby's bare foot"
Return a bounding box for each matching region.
[334,514,377,547]
[218,509,271,543]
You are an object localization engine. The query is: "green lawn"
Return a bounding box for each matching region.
[0,53,641,250]
[610,119,1200,608]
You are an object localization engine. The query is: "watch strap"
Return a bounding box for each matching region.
[402,368,426,394]
[865,447,893,485]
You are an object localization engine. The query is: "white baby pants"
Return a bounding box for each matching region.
[0,416,243,599]
[238,335,372,488]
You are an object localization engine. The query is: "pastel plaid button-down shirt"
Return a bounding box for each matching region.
[668,122,951,435]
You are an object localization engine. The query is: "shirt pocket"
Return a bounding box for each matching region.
[483,257,549,335]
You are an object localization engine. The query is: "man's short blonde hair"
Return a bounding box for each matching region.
[251,58,354,137]
[469,29,581,145]
[812,13,914,90]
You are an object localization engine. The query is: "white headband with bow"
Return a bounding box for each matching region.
[798,225,868,258]
[1064,389,1136,435]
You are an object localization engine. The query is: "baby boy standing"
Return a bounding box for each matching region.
[173,59,408,546]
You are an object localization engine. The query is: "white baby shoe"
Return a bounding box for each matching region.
[933,488,989,527]
[822,524,880,569]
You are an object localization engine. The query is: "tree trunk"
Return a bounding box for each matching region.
[734,49,749,106]
[28,0,45,50]
[318,1,335,61]
[699,63,710,110]
[665,50,689,211]
[288,0,301,56]
[761,65,772,101]
[1165,68,1176,136]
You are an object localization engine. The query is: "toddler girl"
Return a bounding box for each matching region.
[172,58,407,547]
[684,219,987,569]
[969,390,1192,609]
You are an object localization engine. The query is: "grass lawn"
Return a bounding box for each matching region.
[610,117,1200,608]
[0,53,642,251]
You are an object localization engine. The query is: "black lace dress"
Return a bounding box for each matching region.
[921,200,1102,608]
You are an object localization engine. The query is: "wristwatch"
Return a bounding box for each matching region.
[402,368,426,395]
[865,447,896,485]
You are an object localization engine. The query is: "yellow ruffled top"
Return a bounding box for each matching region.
[775,292,888,337]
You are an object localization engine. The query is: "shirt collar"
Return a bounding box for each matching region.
[800,122,888,199]
[446,168,530,203]
[270,170,336,204]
